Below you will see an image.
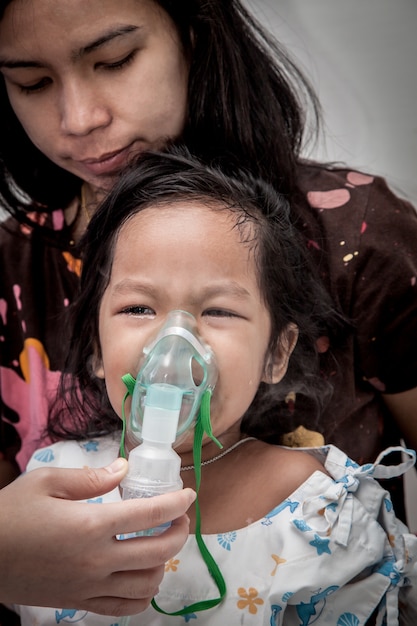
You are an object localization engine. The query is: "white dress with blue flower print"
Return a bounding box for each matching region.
[14,436,417,626]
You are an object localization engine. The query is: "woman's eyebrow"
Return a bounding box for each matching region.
[73,24,140,60]
[0,58,42,69]
[0,25,140,69]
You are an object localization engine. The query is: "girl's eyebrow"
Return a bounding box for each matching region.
[0,25,140,69]
[112,280,251,300]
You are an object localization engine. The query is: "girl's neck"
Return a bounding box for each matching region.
[180,439,280,533]
[176,426,244,469]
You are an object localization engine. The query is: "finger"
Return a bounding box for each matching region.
[105,487,196,538]
[108,512,191,571]
[78,595,155,617]
[33,458,129,501]
[106,567,163,600]
[80,567,165,616]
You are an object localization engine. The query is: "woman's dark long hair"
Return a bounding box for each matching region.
[47,147,346,442]
[0,0,320,232]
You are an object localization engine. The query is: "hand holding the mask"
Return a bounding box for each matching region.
[0,458,195,615]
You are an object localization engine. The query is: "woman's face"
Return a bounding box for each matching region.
[0,0,189,192]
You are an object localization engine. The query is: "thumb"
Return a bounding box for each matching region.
[45,457,129,501]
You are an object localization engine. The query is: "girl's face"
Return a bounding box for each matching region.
[96,202,294,453]
[0,0,189,192]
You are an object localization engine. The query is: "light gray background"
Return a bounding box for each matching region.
[246,0,417,204]
[244,0,417,530]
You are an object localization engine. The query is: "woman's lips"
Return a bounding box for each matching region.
[79,145,135,177]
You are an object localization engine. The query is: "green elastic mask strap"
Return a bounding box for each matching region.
[152,388,227,616]
[119,373,136,458]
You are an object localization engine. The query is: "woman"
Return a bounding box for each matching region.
[0,0,416,514]
[13,147,416,626]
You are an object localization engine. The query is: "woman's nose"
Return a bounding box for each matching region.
[60,80,111,136]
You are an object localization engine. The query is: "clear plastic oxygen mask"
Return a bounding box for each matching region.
[118,311,227,616]
[119,310,218,537]
[128,309,218,448]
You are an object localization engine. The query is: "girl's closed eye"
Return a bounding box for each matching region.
[203,308,240,319]
[119,305,155,317]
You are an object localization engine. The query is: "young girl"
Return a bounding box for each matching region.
[16,149,416,625]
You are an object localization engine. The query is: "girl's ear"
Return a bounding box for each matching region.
[262,323,299,384]
[90,351,105,379]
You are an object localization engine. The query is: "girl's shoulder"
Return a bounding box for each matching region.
[220,441,327,528]
[260,442,327,494]
[192,439,327,534]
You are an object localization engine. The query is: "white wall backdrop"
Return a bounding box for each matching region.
[244,0,417,531]
[245,0,417,204]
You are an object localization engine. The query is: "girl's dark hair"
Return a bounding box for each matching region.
[0,0,319,231]
[48,146,345,442]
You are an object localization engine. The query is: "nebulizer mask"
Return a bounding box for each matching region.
[119,310,226,615]
[120,309,218,517]
[123,309,218,452]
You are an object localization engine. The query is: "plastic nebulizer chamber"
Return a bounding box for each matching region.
[127,310,218,449]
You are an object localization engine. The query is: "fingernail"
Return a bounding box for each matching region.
[185,488,197,504]
[105,458,127,474]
